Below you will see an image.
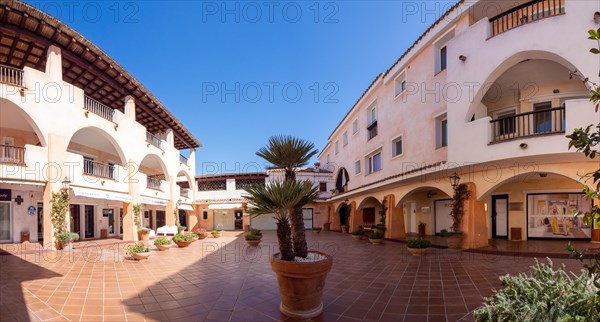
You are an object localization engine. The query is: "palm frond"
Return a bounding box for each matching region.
[256,135,318,174]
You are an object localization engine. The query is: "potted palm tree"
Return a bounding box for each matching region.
[245,135,333,319]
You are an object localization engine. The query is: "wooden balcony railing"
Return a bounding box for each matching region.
[146,132,163,150]
[489,0,564,37]
[0,64,24,87]
[83,159,116,180]
[490,107,565,143]
[147,177,164,191]
[0,145,25,165]
[84,95,115,122]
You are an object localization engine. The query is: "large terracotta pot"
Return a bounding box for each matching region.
[407,247,428,256]
[270,251,333,319]
[341,225,349,234]
[175,240,192,248]
[445,234,463,249]
[246,240,261,247]
[138,231,149,241]
[132,252,151,260]
[323,223,331,231]
[591,229,600,244]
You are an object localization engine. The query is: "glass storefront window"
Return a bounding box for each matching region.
[527,193,593,239]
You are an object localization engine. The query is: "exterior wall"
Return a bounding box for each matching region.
[0,46,197,245]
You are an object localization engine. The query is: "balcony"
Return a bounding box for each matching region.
[147,177,164,191]
[146,132,164,150]
[0,145,25,165]
[490,107,565,143]
[0,64,24,87]
[180,188,191,199]
[83,159,116,180]
[84,95,115,122]
[489,0,564,37]
[179,154,189,165]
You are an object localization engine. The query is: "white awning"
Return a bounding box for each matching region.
[179,204,194,211]
[0,179,46,186]
[72,187,132,202]
[208,203,243,210]
[140,196,168,206]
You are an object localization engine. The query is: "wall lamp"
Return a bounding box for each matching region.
[61,177,71,191]
[458,55,467,62]
[449,172,461,189]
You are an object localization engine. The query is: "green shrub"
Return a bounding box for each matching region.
[351,229,364,236]
[473,259,599,321]
[369,231,384,239]
[172,233,193,242]
[440,229,462,238]
[249,228,262,236]
[126,242,149,255]
[245,233,261,241]
[211,230,222,234]
[407,239,431,249]
[56,231,79,242]
[153,237,172,246]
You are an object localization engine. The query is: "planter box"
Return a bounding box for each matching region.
[369,238,383,245]
[132,252,151,260]
[174,240,192,248]
[407,247,428,256]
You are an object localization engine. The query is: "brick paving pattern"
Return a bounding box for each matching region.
[0,232,587,321]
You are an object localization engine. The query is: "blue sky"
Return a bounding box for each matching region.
[28,0,457,175]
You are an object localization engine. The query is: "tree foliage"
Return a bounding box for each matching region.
[50,191,69,237]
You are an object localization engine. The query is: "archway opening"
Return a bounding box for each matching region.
[396,187,451,236]
[0,100,46,165]
[67,127,126,180]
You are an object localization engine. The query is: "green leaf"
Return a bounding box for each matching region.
[591,48,600,54]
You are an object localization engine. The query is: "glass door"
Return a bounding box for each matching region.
[119,208,123,235]
[107,209,115,236]
[84,205,94,238]
[70,205,81,236]
[0,202,12,242]
[37,202,43,242]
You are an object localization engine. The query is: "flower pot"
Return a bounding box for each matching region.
[55,240,63,250]
[138,231,149,241]
[212,233,222,238]
[445,234,463,249]
[196,234,207,240]
[178,229,185,235]
[155,244,172,251]
[351,235,362,241]
[174,240,192,248]
[270,251,333,319]
[407,247,428,256]
[369,238,383,245]
[132,252,151,260]
[323,223,331,231]
[246,240,261,247]
[592,228,600,244]
[341,225,349,234]
[312,230,321,234]
[418,225,426,237]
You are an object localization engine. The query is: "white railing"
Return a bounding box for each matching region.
[0,145,26,165]
[83,159,116,180]
[146,132,163,150]
[84,95,115,122]
[180,188,191,198]
[0,64,24,87]
[147,177,164,191]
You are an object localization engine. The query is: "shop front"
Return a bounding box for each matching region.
[527,192,593,239]
[0,184,45,243]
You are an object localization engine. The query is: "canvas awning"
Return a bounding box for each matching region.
[179,204,194,211]
[72,186,132,202]
[208,203,243,210]
[140,196,168,206]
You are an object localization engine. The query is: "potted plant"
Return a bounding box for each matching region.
[172,233,194,247]
[132,204,148,240]
[249,228,263,240]
[50,191,69,250]
[191,227,208,240]
[56,231,79,250]
[406,238,431,256]
[245,135,333,319]
[323,207,332,231]
[138,228,150,241]
[154,237,172,251]
[312,227,322,234]
[245,233,262,246]
[418,222,427,237]
[211,230,222,238]
[369,231,384,245]
[177,225,186,234]
[443,183,471,249]
[127,242,151,260]
[350,229,364,240]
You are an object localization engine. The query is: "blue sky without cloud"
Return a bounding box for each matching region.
[27,0,458,175]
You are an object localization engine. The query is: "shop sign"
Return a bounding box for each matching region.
[0,189,11,202]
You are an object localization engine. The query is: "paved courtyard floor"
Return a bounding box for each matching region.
[0,231,591,322]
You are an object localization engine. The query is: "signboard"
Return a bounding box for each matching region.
[0,189,11,201]
[102,209,113,217]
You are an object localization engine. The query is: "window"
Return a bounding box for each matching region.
[354,160,361,175]
[343,132,348,146]
[367,105,378,140]
[435,113,448,148]
[326,154,331,164]
[394,70,407,97]
[319,182,327,192]
[335,141,339,154]
[366,151,382,174]
[534,102,552,133]
[392,136,403,157]
[202,210,208,220]
[440,46,447,71]
[494,109,516,136]
[434,29,454,74]
[352,119,358,134]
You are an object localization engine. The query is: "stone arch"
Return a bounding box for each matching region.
[395,185,454,208]
[67,126,127,165]
[0,98,47,147]
[139,153,170,180]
